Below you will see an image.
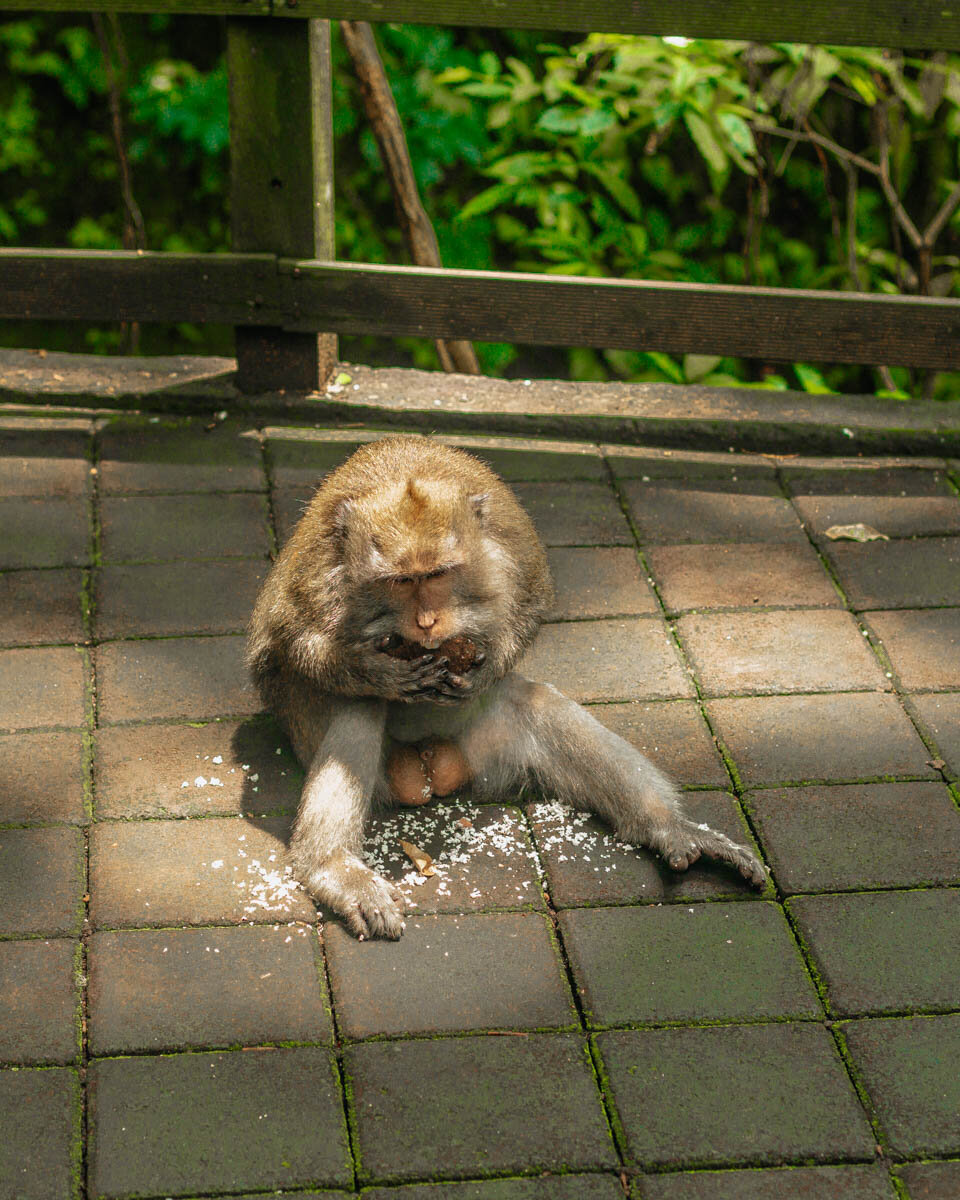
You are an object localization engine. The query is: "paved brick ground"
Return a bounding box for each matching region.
[1,412,958,1199]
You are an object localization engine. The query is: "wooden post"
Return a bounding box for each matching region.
[227,17,337,393]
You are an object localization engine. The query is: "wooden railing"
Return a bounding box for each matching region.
[2,1,960,393]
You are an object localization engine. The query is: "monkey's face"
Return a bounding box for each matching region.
[338,477,488,649]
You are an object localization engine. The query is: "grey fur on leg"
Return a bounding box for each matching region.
[459,674,767,887]
[290,698,405,939]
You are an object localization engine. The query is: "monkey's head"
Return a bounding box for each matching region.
[334,476,492,649]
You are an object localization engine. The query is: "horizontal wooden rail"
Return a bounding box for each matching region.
[0,0,957,48]
[1,249,286,325]
[3,249,959,369]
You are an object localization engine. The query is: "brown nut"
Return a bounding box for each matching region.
[437,636,480,674]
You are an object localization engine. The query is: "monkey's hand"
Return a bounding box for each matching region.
[296,849,405,940]
[359,640,450,702]
[644,817,768,888]
[423,649,490,705]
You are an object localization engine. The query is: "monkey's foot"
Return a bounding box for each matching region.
[650,819,768,887]
[298,852,405,940]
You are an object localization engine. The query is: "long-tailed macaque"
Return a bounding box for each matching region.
[247,435,766,939]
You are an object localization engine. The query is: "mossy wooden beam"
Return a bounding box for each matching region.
[1,1,958,49]
[281,260,960,370]
[227,17,337,392]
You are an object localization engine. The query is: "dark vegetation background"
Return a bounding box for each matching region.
[2,16,959,399]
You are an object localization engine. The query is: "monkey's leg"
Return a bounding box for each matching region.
[291,698,405,939]
[459,675,766,886]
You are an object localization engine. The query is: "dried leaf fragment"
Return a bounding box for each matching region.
[824,523,889,542]
[400,839,437,877]
[927,757,947,771]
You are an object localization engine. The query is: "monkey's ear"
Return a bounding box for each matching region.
[470,492,489,523]
[331,498,354,539]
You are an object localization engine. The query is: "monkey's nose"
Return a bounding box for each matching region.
[416,609,437,629]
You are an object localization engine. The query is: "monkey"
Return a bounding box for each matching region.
[247,434,766,939]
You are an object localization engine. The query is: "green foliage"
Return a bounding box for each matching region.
[0,18,958,396]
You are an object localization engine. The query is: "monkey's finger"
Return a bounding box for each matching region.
[343,903,372,941]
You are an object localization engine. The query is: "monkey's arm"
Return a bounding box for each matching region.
[290,698,405,939]
[457,674,766,886]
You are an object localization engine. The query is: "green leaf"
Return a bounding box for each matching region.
[579,162,642,219]
[683,110,728,174]
[793,362,833,394]
[459,182,518,220]
[643,351,685,383]
[683,354,723,382]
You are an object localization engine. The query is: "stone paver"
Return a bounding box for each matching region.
[522,617,694,702]
[707,693,935,785]
[345,1034,617,1183]
[0,729,86,824]
[265,427,378,485]
[512,481,632,545]
[639,1165,896,1200]
[597,1023,875,1168]
[0,497,89,568]
[87,924,331,1054]
[0,569,84,646]
[99,415,264,493]
[100,491,271,562]
[545,546,658,619]
[825,538,960,609]
[908,691,960,774]
[560,901,819,1027]
[528,793,767,907]
[88,1047,352,1197]
[363,1178,624,1200]
[451,435,607,481]
[272,484,313,544]
[95,559,267,638]
[783,465,953,497]
[790,889,960,1016]
[0,1067,79,1200]
[0,645,86,731]
[842,1014,960,1157]
[363,803,544,915]
[0,426,91,496]
[867,608,960,690]
[96,634,258,723]
[89,815,315,928]
[795,493,960,540]
[588,699,730,788]
[679,610,887,697]
[622,479,806,544]
[896,1161,960,1200]
[94,716,301,819]
[327,911,575,1039]
[0,938,78,1064]
[746,783,960,893]
[605,445,776,482]
[647,542,841,612]
[0,826,84,936]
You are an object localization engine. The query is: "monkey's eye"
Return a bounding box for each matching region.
[425,567,449,580]
[393,575,414,586]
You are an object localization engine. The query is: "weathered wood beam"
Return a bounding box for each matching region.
[227,17,337,392]
[282,260,960,370]
[4,250,960,369]
[0,249,284,324]
[0,0,958,49]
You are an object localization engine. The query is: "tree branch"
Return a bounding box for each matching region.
[340,20,480,375]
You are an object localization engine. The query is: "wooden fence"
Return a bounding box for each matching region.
[2,1,959,393]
